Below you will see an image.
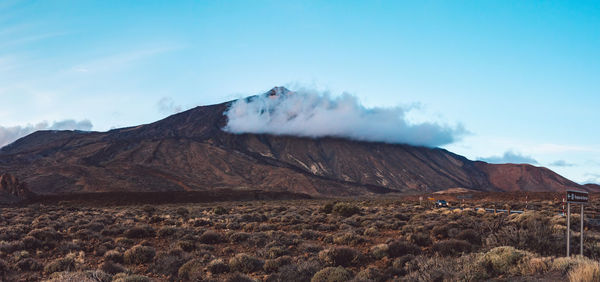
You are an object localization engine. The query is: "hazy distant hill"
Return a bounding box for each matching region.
[0,88,592,199]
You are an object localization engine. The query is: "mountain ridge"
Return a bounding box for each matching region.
[0,88,594,199]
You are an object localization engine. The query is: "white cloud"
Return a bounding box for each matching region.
[479,150,538,165]
[549,160,575,167]
[223,87,467,147]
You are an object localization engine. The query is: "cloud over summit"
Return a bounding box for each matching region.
[223,88,466,147]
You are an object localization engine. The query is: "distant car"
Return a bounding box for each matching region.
[435,200,448,208]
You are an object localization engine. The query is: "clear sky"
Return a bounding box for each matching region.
[1,0,599,184]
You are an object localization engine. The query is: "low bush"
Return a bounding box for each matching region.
[567,259,600,282]
[332,203,360,217]
[178,259,204,281]
[264,256,292,273]
[17,258,42,271]
[355,267,386,282]
[370,244,389,259]
[431,239,473,256]
[199,230,223,244]
[214,206,229,215]
[44,255,76,274]
[124,225,155,239]
[208,258,230,274]
[124,245,155,264]
[100,260,127,275]
[318,247,360,267]
[113,274,151,282]
[229,253,264,273]
[387,241,420,258]
[104,250,124,263]
[311,266,353,282]
[153,249,189,276]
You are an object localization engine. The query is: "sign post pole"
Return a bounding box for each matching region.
[581,204,584,256]
[567,202,570,257]
[565,190,589,257]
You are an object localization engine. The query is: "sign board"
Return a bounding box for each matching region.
[566,190,589,204]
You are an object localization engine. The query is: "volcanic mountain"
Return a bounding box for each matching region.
[0,87,592,199]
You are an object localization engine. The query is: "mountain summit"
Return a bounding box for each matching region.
[0,88,591,198]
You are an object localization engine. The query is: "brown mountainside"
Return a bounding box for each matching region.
[0,88,589,197]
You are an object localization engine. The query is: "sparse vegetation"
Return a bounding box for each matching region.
[1,195,600,281]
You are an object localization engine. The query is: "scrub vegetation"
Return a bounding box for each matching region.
[0,196,599,281]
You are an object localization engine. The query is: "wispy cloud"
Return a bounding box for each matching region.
[549,160,575,167]
[532,143,600,154]
[479,150,538,165]
[0,31,68,49]
[69,45,183,74]
[583,173,600,185]
[157,97,182,114]
[0,119,93,148]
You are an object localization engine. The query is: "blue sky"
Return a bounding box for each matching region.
[0,0,599,184]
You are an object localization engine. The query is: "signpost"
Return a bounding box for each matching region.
[566,190,589,257]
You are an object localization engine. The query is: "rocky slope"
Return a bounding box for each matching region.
[0,88,590,197]
[0,173,34,203]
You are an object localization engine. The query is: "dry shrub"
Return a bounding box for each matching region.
[568,259,600,282]
[370,244,389,259]
[319,202,335,214]
[455,229,481,244]
[112,273,151,282]
[100,260,127,275]
[229,253,264,273]
[175,239,196,252]
[332,232,365,246]
[266,246,289,259]
[463,246,543,279]
[124,245,155,264]
[157,226,177,238]
[213,206,229,215]
[44,254,76,274]
[332,203,360,217]
[27,227,61,248]
[311,266,353,282]
[409,232,432,247]
[208,258,230,274]
[0,258,8,276]
[153,249,189,276]
[486,212,561,256]
[264,256,292,273]
[199,230,224,244]
[44,271,110,282]
[266,259,321,282]
[124,225,155,239]
[318,247,360,267]
[355,267,386,282]
[387,240,420,258]
[178,259,204,281]
[17,257,43,271]
[404,255,459,281]
[431,239,473,256]
[301,230,321,240]
[225,272,254,282]
[104,250,124,263]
